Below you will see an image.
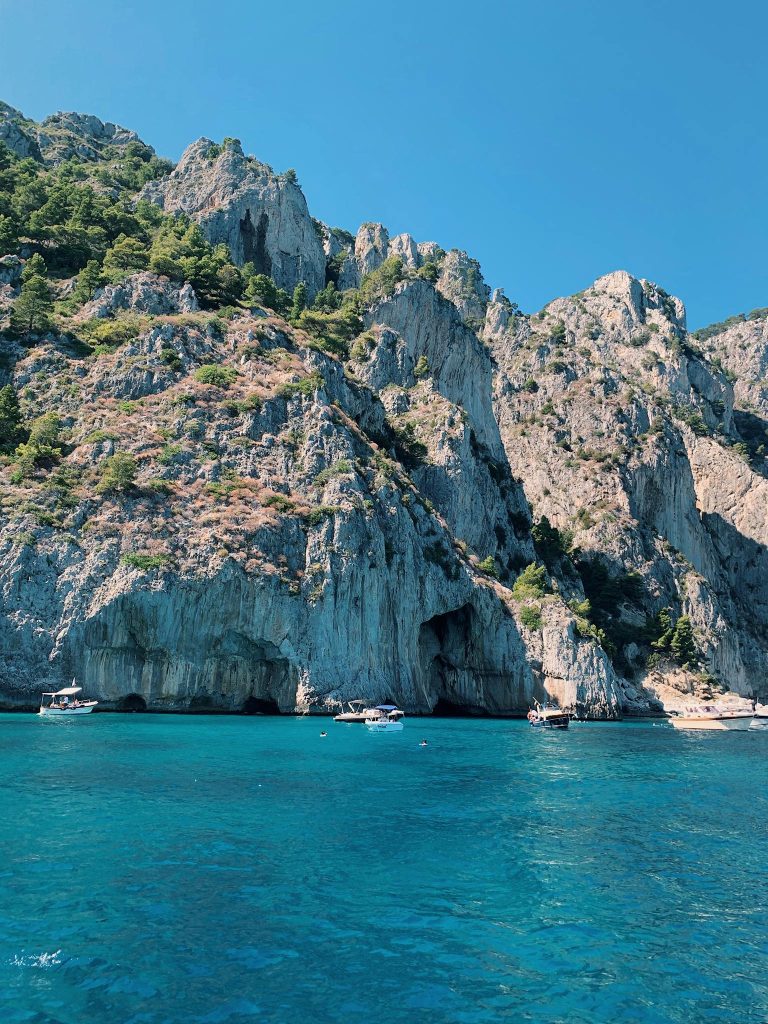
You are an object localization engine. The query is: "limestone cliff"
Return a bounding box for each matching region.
[0,100,765,715]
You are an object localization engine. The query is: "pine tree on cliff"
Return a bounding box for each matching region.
[290,282,307,322]
[670,615,697,666]
[11,253,53,337]
[0,385,24,453]
[72,259,103,305]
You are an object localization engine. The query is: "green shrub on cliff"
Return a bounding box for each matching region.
[121,552,170,570]
[647,608,698,668]
[243,272,290,315]
[512,563,548,600]
[278,372,324,399]
[532,516,572,567]
[290,282,308,321]
[103,233,149,274]
[295,306,362,358]
[194,364,238,387]
[97,452,137,493]
[12,412,64,479]
[478,555,499,578]
[519,605,542,630]
[149,219,243,307]
[357,256,404,308]
[413,355,429,379]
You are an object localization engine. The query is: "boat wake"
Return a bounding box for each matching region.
[9,949,62,969]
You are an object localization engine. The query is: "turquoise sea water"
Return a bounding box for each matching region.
[1,714,766,1024]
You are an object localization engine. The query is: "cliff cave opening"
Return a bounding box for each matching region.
[241,695,281,715]
[419,604,488,715]
[240,208,271,276]
[118,693,147,712]
[431,696,489,717]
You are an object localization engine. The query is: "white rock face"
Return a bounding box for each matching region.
[0,103,42,161]
[0,254,23,286]
[487,270,768,704]
[143,139,326,297]
[366,280,501,451]
[388,232,419,268]
[77,272,199,319]
[437,250,490,323]
[36,111,145,165]
[698,314,768,416]
[354,222,390,277]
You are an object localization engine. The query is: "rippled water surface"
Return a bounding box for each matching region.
[1,714,766,1023]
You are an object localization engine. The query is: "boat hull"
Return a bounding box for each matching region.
[39,703,98,717]
[333,713,369,723]
[670,715,753,731]
[365,721,404,732]
[530,716,570,729]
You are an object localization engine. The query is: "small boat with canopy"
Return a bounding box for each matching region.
[333,700,372,723]
[527,701,570,730]
[39,683,98,717]
[365,705,405,732]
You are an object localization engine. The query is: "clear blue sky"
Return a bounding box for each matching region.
[1,0,766,328]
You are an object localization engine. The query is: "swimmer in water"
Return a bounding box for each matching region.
[419,739,428,747]
[320,731,327,737]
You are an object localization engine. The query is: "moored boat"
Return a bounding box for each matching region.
[365,705,405,732]
[527,701,570,730]
[39,683,98,717]
[669,704,753,730]
[334,700,373,723]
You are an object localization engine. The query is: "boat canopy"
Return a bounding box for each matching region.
[376,704,399,711]
[41,686,82,697]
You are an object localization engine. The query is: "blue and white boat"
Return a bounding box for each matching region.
[39,683,98,717]
[365,705,405,732]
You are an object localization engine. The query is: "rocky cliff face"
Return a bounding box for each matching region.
[0,100,765,715]
[0,288,619,716]
[486,271,768,704]
[142,139,326,297]
[0,102,148,165]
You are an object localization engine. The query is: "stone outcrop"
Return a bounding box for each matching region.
[0,102,42,161]
[37,111,148,165]
[77,272,199,319]
[142,139,326,297]
[698,313,768,417]
[437,249,490,323]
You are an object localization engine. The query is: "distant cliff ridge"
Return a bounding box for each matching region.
[0,101,766,716]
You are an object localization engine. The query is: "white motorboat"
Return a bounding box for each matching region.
[527,701,570,730]
[334,700,374,723]
[669,704,753,731]
[39,684,98,717]
[365,705,405,732]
